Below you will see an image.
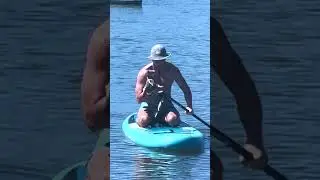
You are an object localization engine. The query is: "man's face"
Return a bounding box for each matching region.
[152,60,165,69]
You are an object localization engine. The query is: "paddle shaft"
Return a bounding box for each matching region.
[166,95,288,180]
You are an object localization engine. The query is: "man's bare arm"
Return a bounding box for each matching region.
[174,68,192,108]
[81,22,109,132]
[135,70,148,103]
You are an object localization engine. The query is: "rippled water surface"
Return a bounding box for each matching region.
[110,0,210,179]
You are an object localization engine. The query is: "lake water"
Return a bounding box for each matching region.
[110,0,210,179]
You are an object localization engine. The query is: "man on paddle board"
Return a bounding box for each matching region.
[81,18,110,180]
[210,7,268,180]
[135,44,193,127]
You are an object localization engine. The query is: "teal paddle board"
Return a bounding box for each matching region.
[122,112,204,152]
[52,129,109,180]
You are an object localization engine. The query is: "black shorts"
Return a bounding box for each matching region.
[140,97,179,125]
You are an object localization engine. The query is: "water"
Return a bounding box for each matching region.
[211,1,320,180]
[110,0,210,179]
[0,0,319,180]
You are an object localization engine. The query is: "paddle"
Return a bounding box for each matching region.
[161,93,288,180]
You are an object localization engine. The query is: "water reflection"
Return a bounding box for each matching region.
[133,151,197,180]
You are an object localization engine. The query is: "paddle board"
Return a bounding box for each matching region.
[122,112,204,152]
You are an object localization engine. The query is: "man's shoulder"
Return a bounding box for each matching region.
[90,20,109,44]
[137,63,152,76]
[85,20,109,70]
[96,19,109,34]
[140,63,152,71]
[166,61,177,67]
[166,62,179,72]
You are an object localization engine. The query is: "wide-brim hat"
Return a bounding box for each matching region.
[147,44,171,61]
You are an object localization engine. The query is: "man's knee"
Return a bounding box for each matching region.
[165,112,180,126]
[137,113,150,127]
